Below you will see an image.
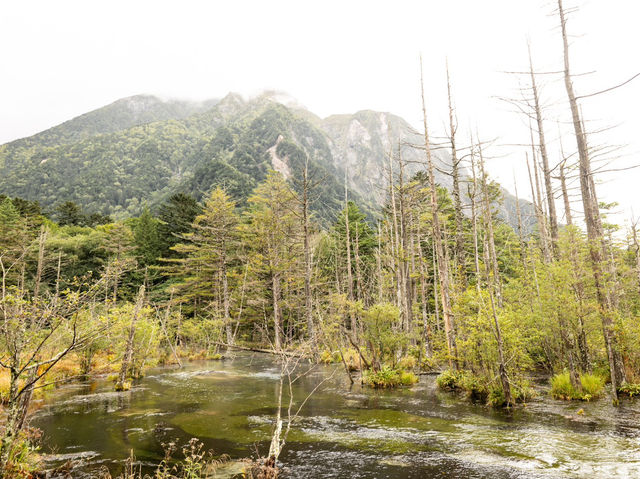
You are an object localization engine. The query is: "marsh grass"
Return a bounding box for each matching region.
[550,372,605,401]
[364,366,418,388]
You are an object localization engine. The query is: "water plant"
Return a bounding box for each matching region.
[435,369,466,391]
[618,382,640,398]
[550,372,605,401]
[437,369,534,407]
[364,366,418,388]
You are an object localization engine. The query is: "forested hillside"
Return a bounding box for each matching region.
[0,92,534,227]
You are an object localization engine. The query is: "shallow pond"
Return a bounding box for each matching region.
[32,352,640,478]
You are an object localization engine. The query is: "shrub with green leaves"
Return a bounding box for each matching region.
[551,372,605,401]
[364,366,418,388]
[580,373,605,397]
[618,383,640,398]
[436,369,468,391]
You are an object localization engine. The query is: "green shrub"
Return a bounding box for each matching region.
[319,350,341,364]
[418,355,438,371]
[0,427,42,477]
[487,385,506,407]
[319,350,334,364]
[551,372,605,401]
[399,370,419,386]
[461,374,488,402]
[512,379,536,403]
[438,370,535,407]
[618,382,640,398]
[397,356,417,370]
[115,381,131,391]
[580,373,604,397]
[436,369,465,390]
[551,372,575,400]
[364,366,417,388]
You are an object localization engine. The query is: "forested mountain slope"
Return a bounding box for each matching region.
[0,92,534,226]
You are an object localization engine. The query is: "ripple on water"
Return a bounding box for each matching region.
[29,353,640,479]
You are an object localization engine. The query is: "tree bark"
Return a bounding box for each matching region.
[528,44,558,250]
[557,0,626,396]
[302,160,315,343]
[222,251,233,345]
[559,160,573,226]
[446,63,467,286]
[526,153,552,263]
[272,271,282,351]
[420,57,458,369]
[344,168,356,334]
[116,285,145,391]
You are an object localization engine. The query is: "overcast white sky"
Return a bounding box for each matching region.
[2,0,639,229]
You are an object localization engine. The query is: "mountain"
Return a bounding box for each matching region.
[0,91,535,228]
[6,95,219,149]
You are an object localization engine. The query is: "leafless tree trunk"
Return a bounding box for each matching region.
[116,285,145,391]
[416,224,433,356]
[387,148,403,312]
[272,271,282,351]
[221,250,233,345]
[478,140,502,304]
[301,158,315,343]
[513,176,527,268]
[468,144,481,289]
[420,56,457,369]
[557,0,626,396]
[396,146,413,333]
[559,159,573,226]
[631,219,640,297]
[33,227,47,300]
[488,288,513,407]
[344,168,356,334]
[376,222,383,303]
[526,153,552,263]
[446,62,467,286]
[528,44,558,250]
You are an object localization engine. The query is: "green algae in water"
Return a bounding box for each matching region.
[30,353,640,478]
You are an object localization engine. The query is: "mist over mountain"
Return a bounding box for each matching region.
[0,91,534,227]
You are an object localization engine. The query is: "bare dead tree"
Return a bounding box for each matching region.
[526,152,552,263]
[419,56,457,369]
[0,230,113,469]
[557,0,626,397]
[528,43,559,250]
[631,217,640,297]
[343,167,356,334]
[115,285,146,391]
[446,62,467,286]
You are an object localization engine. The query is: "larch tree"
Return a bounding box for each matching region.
[171,187,240,344]
[244,172,301,350]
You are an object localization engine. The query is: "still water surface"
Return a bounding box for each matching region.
[32,352,640,478]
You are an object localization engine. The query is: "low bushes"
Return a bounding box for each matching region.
[364,366,418,388]
[550,372,605,401]
[436,369,535,407]
[436,369,490,402]
[0,371,10,404]
[618,383,640,398]
[0,427,42,478]
[318,349,361,370]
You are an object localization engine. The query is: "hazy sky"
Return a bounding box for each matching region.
[2,0,639,229]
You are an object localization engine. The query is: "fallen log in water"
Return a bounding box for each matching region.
[213,342,305,358]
